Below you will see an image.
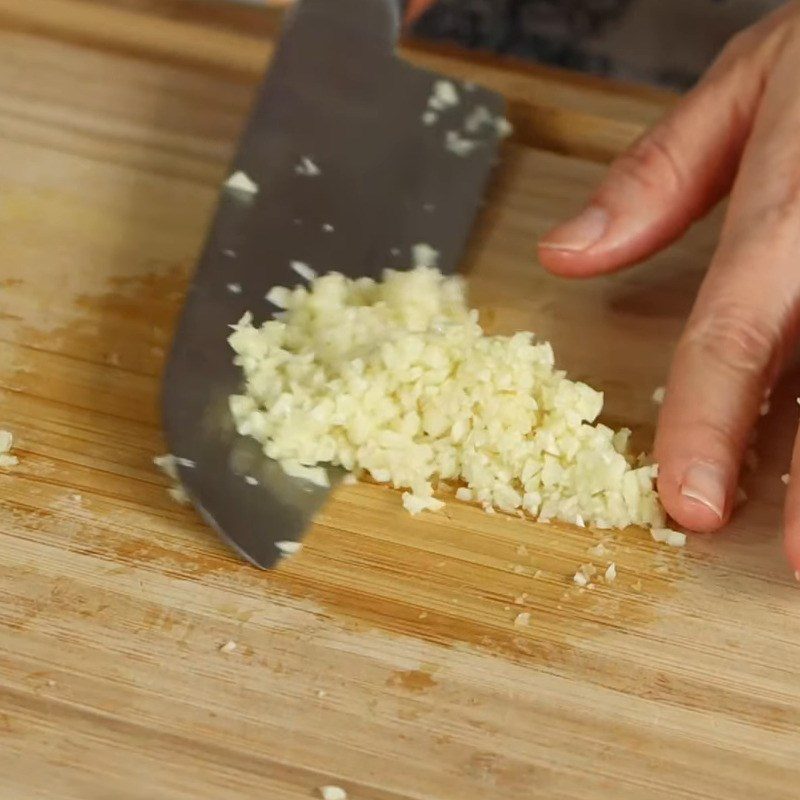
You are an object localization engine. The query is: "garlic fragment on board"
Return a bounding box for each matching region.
[225,170,258,194]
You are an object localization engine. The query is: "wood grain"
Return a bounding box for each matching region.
[1,3,799,799]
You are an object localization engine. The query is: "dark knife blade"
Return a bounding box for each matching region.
[163,0,506,568]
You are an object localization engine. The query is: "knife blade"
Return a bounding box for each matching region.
[163,0,506,568]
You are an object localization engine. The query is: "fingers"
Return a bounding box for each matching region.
[538,31,771,279]
[654,252,788,531]
[655,33,800,533]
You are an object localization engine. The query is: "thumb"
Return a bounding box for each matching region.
[537,30,773,278]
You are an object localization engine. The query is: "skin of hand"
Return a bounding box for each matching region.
[405,0,437,23]
[537,2,800,569]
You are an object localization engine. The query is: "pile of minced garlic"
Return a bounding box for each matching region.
[0,430,18,469]
[228,263,681,540]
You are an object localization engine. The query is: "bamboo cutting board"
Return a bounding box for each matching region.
[0,2,799,799]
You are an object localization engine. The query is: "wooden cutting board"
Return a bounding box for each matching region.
[1,2,799,798]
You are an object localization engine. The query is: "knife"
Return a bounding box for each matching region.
[163,0,506,568]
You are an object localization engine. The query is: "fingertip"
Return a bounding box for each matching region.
[537,206,623,278]
[536,210,669,278]
[657,460,731,534]
[783,482,800,574]
[537,244,607,279]
[661,488,729,533]
[538,205,609,251]
[783,530,800,577]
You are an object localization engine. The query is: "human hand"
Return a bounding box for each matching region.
[538,2,800,569]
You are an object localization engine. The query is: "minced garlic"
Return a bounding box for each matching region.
[0,430,18,469]
[650,527,686,547]
[228,267,667,531]
[318,787,347,800]
[224,170,258,194]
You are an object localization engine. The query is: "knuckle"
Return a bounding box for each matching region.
[611,127,684,197]
[755,187,800,236]
[726,182,800,253]
[683,305,777,378]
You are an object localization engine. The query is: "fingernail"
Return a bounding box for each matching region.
[539,205,609,252]
[680,462,726,520]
